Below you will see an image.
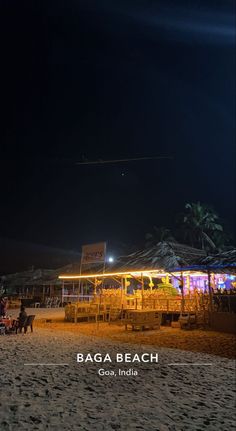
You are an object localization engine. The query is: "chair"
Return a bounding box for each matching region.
[109,307,123,324]
[14,316,27,334]
[16,315,35,334]
[179,313,197,330]
[45,298,52,308]
[52,297,61,308]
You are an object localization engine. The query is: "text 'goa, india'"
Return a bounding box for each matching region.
[76,352,159,376]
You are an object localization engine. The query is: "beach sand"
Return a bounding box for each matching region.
[0,308,235,430]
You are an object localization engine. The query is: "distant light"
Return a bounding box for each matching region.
[108,257,114,263]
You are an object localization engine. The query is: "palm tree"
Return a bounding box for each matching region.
[145,226,176,248]
[211,229,233,251]
[182,202,223,250]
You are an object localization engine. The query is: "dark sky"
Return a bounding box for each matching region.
[1,0,235,256]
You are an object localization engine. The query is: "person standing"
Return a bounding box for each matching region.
[0,297,6,317]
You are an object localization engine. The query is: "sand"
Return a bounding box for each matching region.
[0,308,235,430]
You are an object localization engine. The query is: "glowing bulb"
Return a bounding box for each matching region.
[108,257,114,263]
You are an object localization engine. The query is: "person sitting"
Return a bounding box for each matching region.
[12,306,28,333]
[19,305,27,320]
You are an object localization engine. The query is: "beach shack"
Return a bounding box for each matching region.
[59,242,236,329]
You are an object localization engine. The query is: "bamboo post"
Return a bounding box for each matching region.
[78,249,83,301]
[150,277,153,292]
[181,272,184,313]
[62,281,64,305]
[75,304,78,324]
[186,275,190,297]
[141,273,144,310]
[208,270,213,313]
[81,281,84,300]
[121,277,124,307]
[124,277,127,295]
[96,292,102,330]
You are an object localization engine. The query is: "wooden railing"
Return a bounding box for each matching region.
[64,293,213,322]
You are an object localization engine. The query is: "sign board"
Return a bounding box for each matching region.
[81,242,106,264]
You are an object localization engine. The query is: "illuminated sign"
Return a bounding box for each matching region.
[81,242,106,264]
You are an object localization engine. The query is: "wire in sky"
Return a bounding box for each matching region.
[76,156,173,165]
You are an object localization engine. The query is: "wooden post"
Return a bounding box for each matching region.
[120,277,124,307]
[141,273,144,310]
[208,270,213,312]
[181,272,185,313]
[96,292,102,331]
[81,282,84,300]
[62,281,64,305]
[75,304,78,324]
[186,275,190,297]
[149,277,153,292]
[212,274,216,292]
[124,277,127,295]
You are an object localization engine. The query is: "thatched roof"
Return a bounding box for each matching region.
[58,242,207,275]
[117,242,206,272]
[198,248,236,272]
[1,268,64,287]
[2,244,235,287]
[1,262,106,286]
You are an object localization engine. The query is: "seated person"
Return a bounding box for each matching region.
[19,305,27,322]
[19,306,28,333]
[12,306,28,332]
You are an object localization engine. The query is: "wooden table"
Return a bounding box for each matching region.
[123,309,162,331]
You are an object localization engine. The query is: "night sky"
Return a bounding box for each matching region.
[0,1,235,266]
